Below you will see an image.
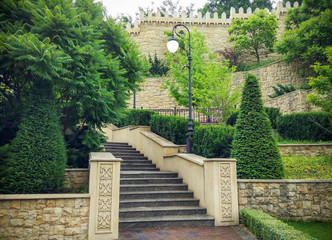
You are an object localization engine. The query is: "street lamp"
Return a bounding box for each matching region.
[167,24,193,154]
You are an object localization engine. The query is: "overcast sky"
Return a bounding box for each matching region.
[99,0,208,19]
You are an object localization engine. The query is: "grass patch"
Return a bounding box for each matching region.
[285,221,332,240]
[282,155,332,179]
[238,58,283,72]
[273,132,332,144]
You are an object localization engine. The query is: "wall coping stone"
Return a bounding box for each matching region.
[237,179,332,183]
[140,130,179,148]
[205,158,237,163]
[278,143,332,147]
[0,193,90,200]
[65,168,89,172]
[165,153,205,166]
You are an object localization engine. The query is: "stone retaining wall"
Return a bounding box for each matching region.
[237,180,332,222]
[65,169,89,191]
[279,144,332,156]
[0,194,90,240]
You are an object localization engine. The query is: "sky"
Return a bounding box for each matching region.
[99,0,208,20]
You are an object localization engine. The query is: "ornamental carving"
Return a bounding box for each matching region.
[219,163,233,221]
[97,164,113,231]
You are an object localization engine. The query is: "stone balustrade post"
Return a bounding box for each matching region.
[88,152,122,240]
[204,159,239,226]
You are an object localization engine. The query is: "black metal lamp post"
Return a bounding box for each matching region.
[167,24,193,153]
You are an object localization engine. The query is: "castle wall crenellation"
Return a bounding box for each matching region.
[126,1,299,34]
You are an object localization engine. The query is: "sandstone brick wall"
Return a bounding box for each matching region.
[0,195,90,240]
[65,169,89,191]
[279,144,332,156]
[237,180,332,222]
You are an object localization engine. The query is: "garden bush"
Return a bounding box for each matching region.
[276,112,332,141]
[150,115,199,145]
[231,73,284,179]
[240,209,316,240]
[114,109,156,128]
[192,125,235,158]
[0,80,67,194]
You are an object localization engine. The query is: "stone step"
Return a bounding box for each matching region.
[120,172,178,179]
[120,198,200,208]
[109,151,143,156]
[121,160,153,164]
[120,184,188,192]
[116,155,148,160]
[121,163,156,168]
[120,191,193,200]
[120,206,207,218]
[121,168,160,172]
[120,177,183,184]
[119,215,215,230]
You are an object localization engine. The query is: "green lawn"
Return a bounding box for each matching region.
[282,155,332,179]
[285,221,332,240]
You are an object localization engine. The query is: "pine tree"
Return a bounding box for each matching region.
[231,73,284,179]
[1,79,67,193]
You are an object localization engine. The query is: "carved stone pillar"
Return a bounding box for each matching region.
[204,159,239,226]
[88,152,121,240]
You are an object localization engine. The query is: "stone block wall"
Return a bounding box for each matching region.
[0,195,90,240]
[279,144,332,156]
[237,180,332,222]
[65,169,89,191]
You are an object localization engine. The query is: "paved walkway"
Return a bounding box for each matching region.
[119,226,256,240]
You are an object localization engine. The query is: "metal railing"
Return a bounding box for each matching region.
[148,107,219,123]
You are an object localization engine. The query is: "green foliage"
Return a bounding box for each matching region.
[228,9,279,63]
[217,47,244,71]
[268,83,296,98]
[264,107,281,129]
[276,112,332,141]
[238,58,283,72]
[150,115,200,145]
[0,0,148,165]
[0,80,67,194]
[198,0,272,18]
[231,73,284,179]
[307,47,332,114]
[192,125,235,158]
[282,155,332,179]
[240,209,317,240]
[148,53,169,76]
[194,61,241,125]
[285,221,332,240]
[275,0,332,69]
[113,109,156,128]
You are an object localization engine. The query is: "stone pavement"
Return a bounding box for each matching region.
[119,226,256,240]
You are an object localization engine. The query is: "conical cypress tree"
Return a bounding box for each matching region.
[1,79,67,193]
[231,73,284,179]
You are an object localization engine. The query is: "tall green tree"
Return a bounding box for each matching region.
[274,0,332,69]
[228,9,278,63]
[306,47,332,114]
[231,73,284,179]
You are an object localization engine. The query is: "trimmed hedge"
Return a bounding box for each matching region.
[240,209,316,240]
[114,109,156,128]
[276,112,332,141]
[150,115,200,145]
[192,125,235,158]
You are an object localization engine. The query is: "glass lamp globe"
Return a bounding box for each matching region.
[167,36,179,53]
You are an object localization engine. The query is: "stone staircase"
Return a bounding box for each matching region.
[104,142,214,229]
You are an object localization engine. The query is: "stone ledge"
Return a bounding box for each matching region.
[278,143,332,147]
[65,168,89,172]
[165,153,205,166]
[237,179,332,183]
[0,193,90,200]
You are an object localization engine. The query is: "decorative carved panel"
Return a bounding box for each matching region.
[219,163,233,222]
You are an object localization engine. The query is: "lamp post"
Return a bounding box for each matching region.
[167,24,193,154]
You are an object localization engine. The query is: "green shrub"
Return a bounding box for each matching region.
[268,83,296,98]
[150,115,199,145]
[227,107,281,129]
[114,109,156,128]
[231,73,284,179]
[276,112,332,141]
[0,80,67,194]
[240,209,316,240]
[264,107,281,129]
[148,52,169,76]
[192,125,235,158]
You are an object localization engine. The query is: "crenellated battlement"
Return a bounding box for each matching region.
[126,1,300,34]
